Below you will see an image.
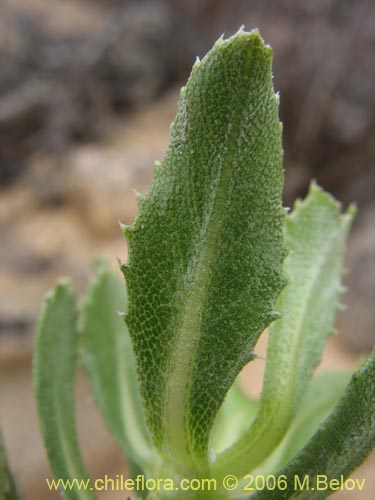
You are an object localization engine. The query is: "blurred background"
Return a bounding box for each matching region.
[0,0,374,499]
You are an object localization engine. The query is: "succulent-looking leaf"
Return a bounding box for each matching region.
[80,263,154,471]
[33,283,96,500]
[122,29,285,473]
[0,429,20,500]
[250,349,375,500]
[213,184,354,478]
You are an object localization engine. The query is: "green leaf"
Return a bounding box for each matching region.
[33,283,96,500]
[211,383,258,455]
[79,263,154,471]
[0,429,20,500]
[257,372,352,474]
[250,349,375,500]
[122,29,285,473]
[213,184,354,479]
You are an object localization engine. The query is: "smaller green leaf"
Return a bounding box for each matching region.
[250,349,375,500]
[211,383,258,454]
[256,372,352,474]
[0,429,20,500]
[213,183,354,479]
[79,263,154,471]
[33,282,96,500]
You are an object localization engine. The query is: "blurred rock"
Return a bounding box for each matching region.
[1,0,374,209]
[0,0,203,184]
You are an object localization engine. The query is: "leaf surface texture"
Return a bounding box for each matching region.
[123,29,285,471]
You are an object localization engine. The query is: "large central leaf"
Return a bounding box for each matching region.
[123,29,285,473]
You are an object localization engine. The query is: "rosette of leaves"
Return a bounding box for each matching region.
[28,29,375,500]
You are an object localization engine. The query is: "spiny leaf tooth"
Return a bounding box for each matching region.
[118,220,130,235]
[132,188,143,199]
[132,188,148,209]
[269,310,282,322]
[235,25,246,35]
[117,257,129,277]
[121,222,136,240]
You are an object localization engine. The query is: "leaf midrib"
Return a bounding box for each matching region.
[164,88,250,471]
